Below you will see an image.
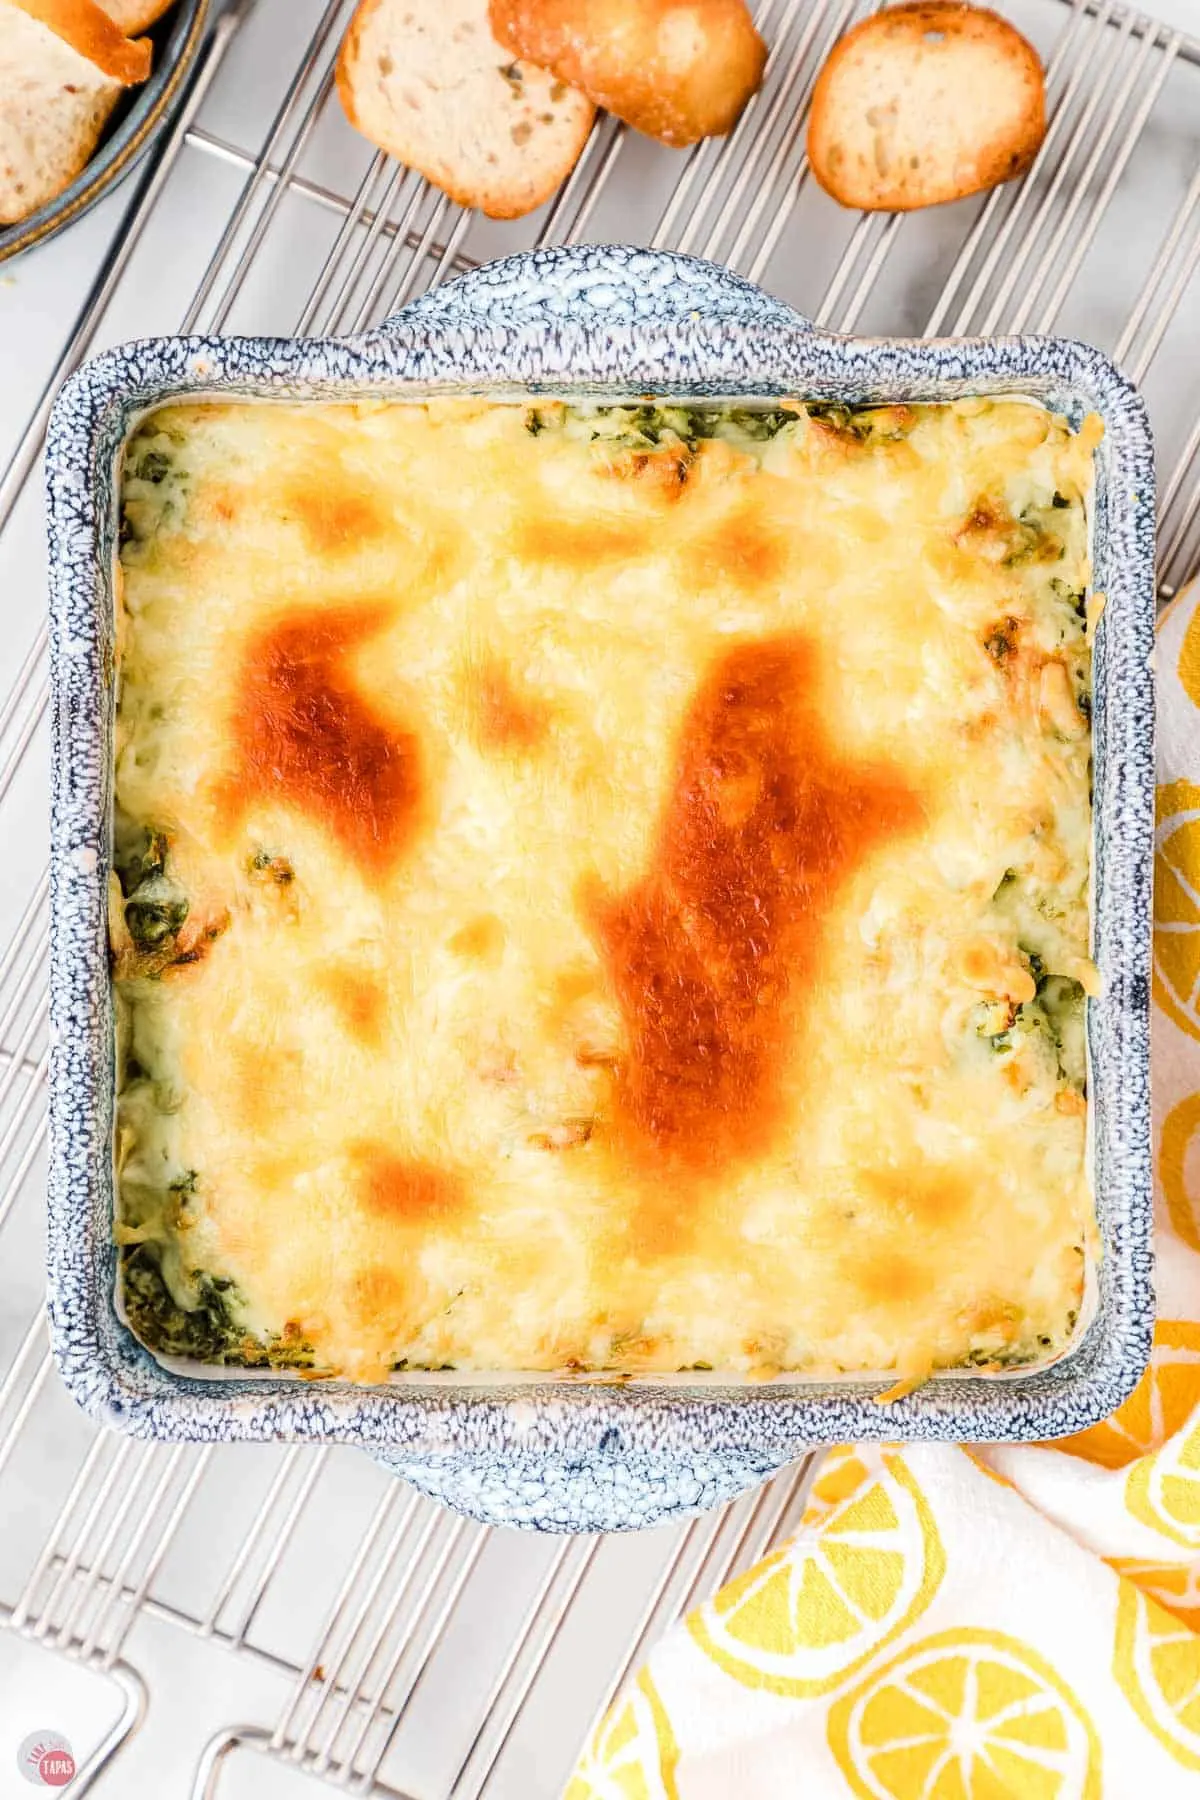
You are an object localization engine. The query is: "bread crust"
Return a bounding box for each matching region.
[12,0,152,82]
[334,0,371,137]
[337,0,595,220]
[0,0,123,223]
[808,1,1045,212]
[489,0,766,147]
[98,1,176,33]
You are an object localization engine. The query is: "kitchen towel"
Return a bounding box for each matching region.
[567,581,1200,1799]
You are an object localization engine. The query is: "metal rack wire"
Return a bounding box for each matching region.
[0,0,1197,1792]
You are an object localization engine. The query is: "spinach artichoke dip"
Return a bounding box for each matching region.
[111,395,1099,1383]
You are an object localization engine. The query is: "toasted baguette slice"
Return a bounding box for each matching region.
[13,0,152,81]
[337,0,595,220]
[809,2,1045,212]
[490,0,766,147]
[97,0,175,31]
[0,0,125,224]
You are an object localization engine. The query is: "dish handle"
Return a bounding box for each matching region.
[366,1439,794,1532]
[371,244,818,337]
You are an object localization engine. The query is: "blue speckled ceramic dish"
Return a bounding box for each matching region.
[0,0,210,267]
[45,246,1156,1533]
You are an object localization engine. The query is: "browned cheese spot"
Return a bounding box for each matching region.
[354,1144,465,1227]
[449,914,506,964]
[278,466,391,555]
[317,963,386,1048]
[694,504,791,589]
[214,604,424,883]
[515,516,646,567]
[469,658,553,754]
[585,635,922,1254]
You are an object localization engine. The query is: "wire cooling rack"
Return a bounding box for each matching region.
[0,0,1197,1793]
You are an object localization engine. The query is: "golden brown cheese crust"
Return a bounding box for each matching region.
[113,397,1097,1382]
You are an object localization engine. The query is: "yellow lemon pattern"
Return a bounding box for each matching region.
[688,1447,945,1699]
[1161,1095,1200,1255]
[1177,599,1200,712]
[1113,1581,1200,1771]
[1126,1413,1200,1550]
[1154,782,1200,1044]
[565,1669,679,1800]
[828,1628,1102,1800]
[1056,1321,1200,1469]
[1108,1558,1200,1631]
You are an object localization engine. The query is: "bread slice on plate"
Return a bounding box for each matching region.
[808,1,1046,212]
[0,0,146,225]
[337,0,596,220]
[13,0,152,81]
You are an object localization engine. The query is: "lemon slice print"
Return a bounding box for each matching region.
[565,1668,679,1800]
[1056,1321,1200,1469]
[828,1626,1102,1800]
[1161,1095,1200,1255]
[688,1447,944,1698]
[1154,782,1200,1044]
[1175,584,1200,713]
[1127,1412,1200,1549]
[1108,1558,1200,1630]
[1114,1581,1200,1771]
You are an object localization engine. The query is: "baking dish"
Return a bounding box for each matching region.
[45,245,1155,1532]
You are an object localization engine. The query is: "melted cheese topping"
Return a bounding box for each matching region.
[113,396,1098,1382]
